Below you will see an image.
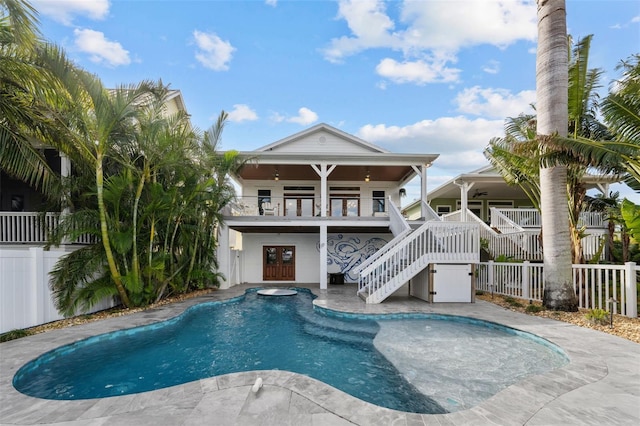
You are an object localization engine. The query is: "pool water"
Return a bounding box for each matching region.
[13,288,568,413]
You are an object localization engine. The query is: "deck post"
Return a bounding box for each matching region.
[217,224,231,289]
[624,262,637,317]
[522,261,530,300]
[320,225,327,289]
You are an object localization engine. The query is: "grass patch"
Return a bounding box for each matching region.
[503,296,523,308]
[525,304,545,313]
[0,329,32,343]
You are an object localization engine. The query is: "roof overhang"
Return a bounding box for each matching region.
[232,151,438,183]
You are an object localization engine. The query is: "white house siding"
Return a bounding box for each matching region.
[266,130,380,154]
[239,232,391,285]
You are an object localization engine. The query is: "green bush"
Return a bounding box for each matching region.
[585,309,610,326]
[525,304,544,313]
[0,329,31,343]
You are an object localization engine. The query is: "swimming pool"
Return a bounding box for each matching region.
[13,288,568,413]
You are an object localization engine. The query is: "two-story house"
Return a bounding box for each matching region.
[217,123,480,303]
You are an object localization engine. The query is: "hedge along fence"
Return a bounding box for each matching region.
[476,261,639,317]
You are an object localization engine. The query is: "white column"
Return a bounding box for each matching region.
[321,164,328,217]
[60,153,71,215]
[420,165,428,219]
[320,225,328,289]
[457,181,474,221]
[217,224,231,289]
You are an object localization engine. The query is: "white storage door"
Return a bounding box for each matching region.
[432,264,472,303]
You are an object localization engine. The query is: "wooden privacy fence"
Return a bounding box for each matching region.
[476,261,639,317]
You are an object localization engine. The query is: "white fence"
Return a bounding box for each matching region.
[476,261,639,317]
[0,247,115,333]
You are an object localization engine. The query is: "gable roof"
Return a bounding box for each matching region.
[255,123,390,154]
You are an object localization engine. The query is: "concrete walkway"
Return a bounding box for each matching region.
[1,283,639,425]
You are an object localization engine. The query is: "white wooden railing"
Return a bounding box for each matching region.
[421,200,442,222]
[490,207,526,234]
[495,208,607,229]
[0,212,94,244]
[359,221,479,303]
[444,209,606,262]
[476,261,638,317]
[0,212,59,243]
[388,196,410,236]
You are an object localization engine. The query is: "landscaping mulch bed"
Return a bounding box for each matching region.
[476,293,640,344]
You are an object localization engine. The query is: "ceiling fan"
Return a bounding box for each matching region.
[472,189,488,198]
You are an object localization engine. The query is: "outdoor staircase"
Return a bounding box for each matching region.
[356,220,479,304]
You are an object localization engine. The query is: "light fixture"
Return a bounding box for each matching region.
[365,169,370,182]
[274,169,279,181]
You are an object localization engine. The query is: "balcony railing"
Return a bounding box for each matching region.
[494,208,607,229]
[0,212,94,244]
[226,196,392,218]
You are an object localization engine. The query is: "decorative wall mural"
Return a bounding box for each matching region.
[317,234,388,282]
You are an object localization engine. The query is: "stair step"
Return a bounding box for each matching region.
[302,323,375,346]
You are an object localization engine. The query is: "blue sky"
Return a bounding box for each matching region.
[30,0,639,202]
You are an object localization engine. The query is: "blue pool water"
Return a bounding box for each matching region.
[13,288,568,413]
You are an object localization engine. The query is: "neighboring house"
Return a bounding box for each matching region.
[217,123,479,302]
[401,165,617,261]
[0,89,187,222]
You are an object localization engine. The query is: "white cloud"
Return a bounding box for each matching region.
[376,57,460,84]
[270,107,318,125]
[193,30,235,71]
[454,86,536,119]
[73,28,130,67]
[265,0,278,7]
[227,104,258,123]
[323,0,399,64]
[323,0,537,85]
[32,0,110,25]
[357,116,503,170]
[632,16,640,23]
[482,60,500,74]
[288,107,319,125]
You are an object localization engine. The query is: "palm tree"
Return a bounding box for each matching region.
[0,0,58,196]
[536,0,578,311]
[486,35,611,266]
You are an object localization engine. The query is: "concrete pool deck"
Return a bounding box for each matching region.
[1,283,639,425]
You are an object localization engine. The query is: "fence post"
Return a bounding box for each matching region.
[488,260,494,295]
[522,261,530,300]
[29,247,44,326]
[624,262,637,318]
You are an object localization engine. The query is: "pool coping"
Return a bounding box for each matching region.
[1,283,639,425]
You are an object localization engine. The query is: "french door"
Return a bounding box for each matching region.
[263,246,295,281]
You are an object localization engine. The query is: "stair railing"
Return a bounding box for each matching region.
[359,221,479,302]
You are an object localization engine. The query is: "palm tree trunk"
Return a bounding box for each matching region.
[96,150,132,307]
[537,0,578,311]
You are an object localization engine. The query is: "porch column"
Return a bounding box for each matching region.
[217,224,231,289]
[60,153,71,215]
[456,181,474,221]
[312,163,336,217]
[420,165,428,219]
[320,224,328,289]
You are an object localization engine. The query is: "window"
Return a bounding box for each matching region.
[330,195,360,216]
[258,190,271,215]
[372,191,385,213]
[436,205,451,216]
[284,195,314,217]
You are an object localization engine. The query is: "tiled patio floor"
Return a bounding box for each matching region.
[1,283,639,425]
